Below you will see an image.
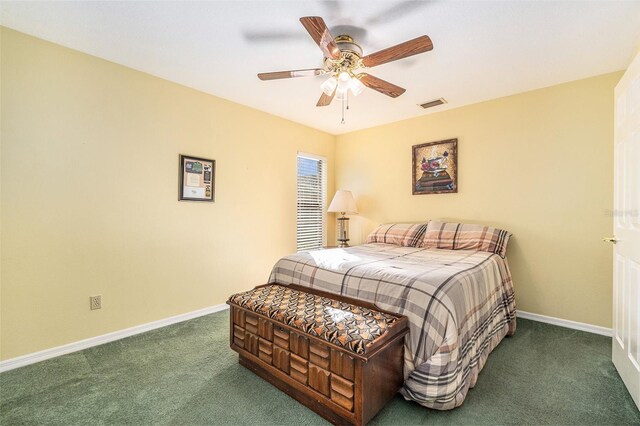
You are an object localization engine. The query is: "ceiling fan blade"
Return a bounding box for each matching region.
[361,35,433,67]
[316,90,335,107]
[258,69,323,81]
[358,73,406,98]
[300,16,341,60]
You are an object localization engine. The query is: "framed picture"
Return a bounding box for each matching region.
[412,138,458,195]
[179,154,215,202]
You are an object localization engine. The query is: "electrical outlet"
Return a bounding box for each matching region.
[90,295,102,310]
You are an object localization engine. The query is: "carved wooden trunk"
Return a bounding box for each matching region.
[227,284,409,426]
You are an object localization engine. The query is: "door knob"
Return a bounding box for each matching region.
[603,237,618,244]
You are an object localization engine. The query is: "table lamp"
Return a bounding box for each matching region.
[327,190,358,247]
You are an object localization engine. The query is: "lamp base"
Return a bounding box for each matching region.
[336,216,350,248]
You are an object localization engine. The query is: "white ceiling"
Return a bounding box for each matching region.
[2,1,640,135]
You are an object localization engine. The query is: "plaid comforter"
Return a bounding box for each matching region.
[268,243,516,410]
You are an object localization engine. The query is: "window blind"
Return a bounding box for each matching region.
[297,154,327,251]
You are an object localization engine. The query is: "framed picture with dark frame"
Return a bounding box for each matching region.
[412,138,458,195]
[179,154,215,202]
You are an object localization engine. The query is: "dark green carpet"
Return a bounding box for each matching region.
[1,311,638,425]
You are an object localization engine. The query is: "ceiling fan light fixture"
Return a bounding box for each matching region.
[335,85,350,101]
[336,73,352,93]
[349,77,365,96]
[321,76,338,96]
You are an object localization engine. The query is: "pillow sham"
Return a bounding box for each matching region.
[366,223,428,247]
[420,220,512,258]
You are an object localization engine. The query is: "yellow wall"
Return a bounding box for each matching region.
[335,72,621,328]
[0,26,621,361]
[0,28,334,360]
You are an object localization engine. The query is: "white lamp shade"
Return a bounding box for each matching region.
[321,76,337,96]
[350,77,365,96]
[327,190,358,214]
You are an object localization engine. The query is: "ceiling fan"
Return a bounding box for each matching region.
[257,16,433,109]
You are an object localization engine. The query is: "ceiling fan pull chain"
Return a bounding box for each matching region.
[341,96,346,124]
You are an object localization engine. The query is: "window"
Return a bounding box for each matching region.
[297,153,327,251]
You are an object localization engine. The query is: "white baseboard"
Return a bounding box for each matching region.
[0,304,229,373]
[517,310,612,337]
[0,305,610,373]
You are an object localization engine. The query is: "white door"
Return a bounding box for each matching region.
[613,49,640,411]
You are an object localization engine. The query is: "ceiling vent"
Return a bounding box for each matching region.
[419,98,447,109]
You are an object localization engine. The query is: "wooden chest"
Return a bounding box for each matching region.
[227,284,409,426]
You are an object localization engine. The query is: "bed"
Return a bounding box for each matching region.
[268,221,516,410]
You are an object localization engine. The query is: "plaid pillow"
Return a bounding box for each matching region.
[366,223,428,247]
[420,221,512,258]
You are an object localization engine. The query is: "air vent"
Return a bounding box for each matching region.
[419,98,447,109]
